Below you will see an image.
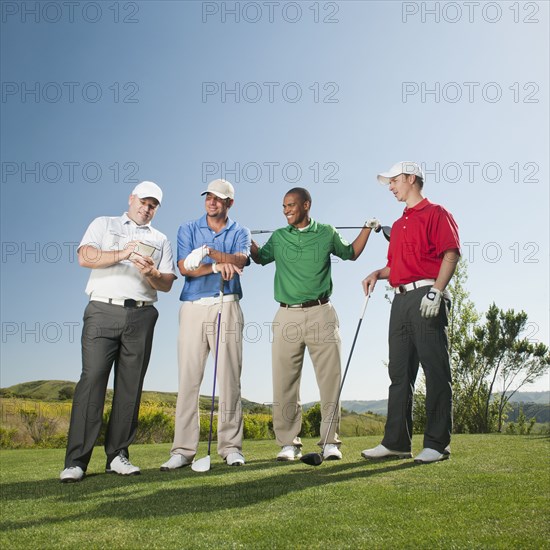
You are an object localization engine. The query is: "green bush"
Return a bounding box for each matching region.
[196,412,275,441]
[199,413,218,440]
[412,391,427,435]
[0,427,19,448]
[37,433,68,449]
[301,403,321,437]
[135,409,174,444]
[243,414,272,440]
[505,407,536,435]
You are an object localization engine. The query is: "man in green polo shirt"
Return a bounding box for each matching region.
[251,187,378,460]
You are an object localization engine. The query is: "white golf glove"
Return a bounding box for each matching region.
[364,218,380,230]
[420,288,442,318]
[184,245,209,271]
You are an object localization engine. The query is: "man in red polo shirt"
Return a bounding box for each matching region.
[361,161,460,463]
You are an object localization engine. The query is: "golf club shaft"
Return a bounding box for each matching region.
[252,226,364,235]
[206,275,225,456]
[252,226,391,242]
[320,293,371,451]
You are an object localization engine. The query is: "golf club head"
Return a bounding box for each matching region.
[191,456,211,472]
[374,225,391,242]
[300,452,324,466]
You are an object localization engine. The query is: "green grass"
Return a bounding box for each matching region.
[1,435,549,549]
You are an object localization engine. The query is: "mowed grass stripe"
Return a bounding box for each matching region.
[1,435,548,549]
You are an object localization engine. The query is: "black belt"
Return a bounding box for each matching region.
[280,297,330,308]
[91,297,153,308]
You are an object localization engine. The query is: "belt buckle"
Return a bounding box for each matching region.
[398,285,406,294]
[124,299,137,308]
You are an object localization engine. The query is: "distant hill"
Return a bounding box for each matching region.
[0,380,270,413]
[0,380,76,401]
[307,391,550,418]
[303,399,388,415]
[501,391,550,406]
[506,402,550,423]
[2,381,548,419]
[340,400,388,416]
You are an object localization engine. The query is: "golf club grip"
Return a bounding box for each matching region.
[359,293,370,319]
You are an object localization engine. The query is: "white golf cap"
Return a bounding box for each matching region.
[201,179,235,200]
[377,161,424,185]
[131,181,163,205]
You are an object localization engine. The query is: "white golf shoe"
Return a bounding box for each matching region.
[226,452,245,466]
[160,454,193,471]
[323,444,342,460]
[60,466,84,483]
[414,447,450,464]
[361,444,412,460]
[106,454,140,475]
[276,445,302,461]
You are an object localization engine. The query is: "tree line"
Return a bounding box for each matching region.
[414,259,549,434]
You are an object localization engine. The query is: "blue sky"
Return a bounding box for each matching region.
[1,0,548,404]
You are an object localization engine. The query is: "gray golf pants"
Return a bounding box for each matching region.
[64,301,158,470]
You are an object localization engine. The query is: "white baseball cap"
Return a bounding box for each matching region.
[201,179,235,200]
[132,181,163,205]
[377,161,424,185]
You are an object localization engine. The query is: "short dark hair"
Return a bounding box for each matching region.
[285,187,312,204]
[414,176,424,189]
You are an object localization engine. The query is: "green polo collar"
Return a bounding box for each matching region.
[286,218,318,233]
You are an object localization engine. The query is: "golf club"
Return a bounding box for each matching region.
[252,225,391,242]
[300,293,372,466]
[191,275,225,473]
[374,225,391,242]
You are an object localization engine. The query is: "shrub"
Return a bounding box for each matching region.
[243,414,272,440]
[199,414,218,440]
[19,408,59,445]
[58,386,75,400]
[39,433,68,449]
[135,408,174,444]
[505,407,536,435]
[301,403,321,437]
[0,427,19,448]
[412,391,427,435]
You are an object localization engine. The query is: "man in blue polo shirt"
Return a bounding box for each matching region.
[160,179,251,469]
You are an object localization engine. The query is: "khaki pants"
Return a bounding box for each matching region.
[171,300,244,460]
[271,302,342,448]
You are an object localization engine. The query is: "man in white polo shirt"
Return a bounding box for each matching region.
[160,179,250,470]
[60,181,177,483]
